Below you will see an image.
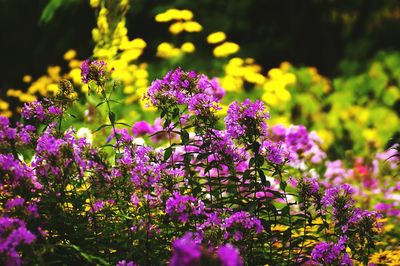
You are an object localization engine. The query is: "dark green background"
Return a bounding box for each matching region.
[1,0,399,90]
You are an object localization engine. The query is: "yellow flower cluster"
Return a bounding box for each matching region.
[262,63,296,108]
[155,9,202,35]
[7,65,67,105]
[219,57,265,92]
[213,42,240,58]
[206,31,240,58]
[370,250,400,265]
[207,31,226,44]
[0,98,11,117]
[154,9,200,59]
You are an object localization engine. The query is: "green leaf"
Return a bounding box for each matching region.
[108,111,116,124]
[181,130,190,144]
[164,147,173,161]
[95,101,105,108]
[40,0,80,24]
[93,124,111,133]
[257,169,269,187]
[280,180,287,191]
[172,107,180,118]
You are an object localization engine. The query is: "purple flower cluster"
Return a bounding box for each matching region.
[80,59,108,84]
[21,100,62,122]
[223,211,264,241]
[146,68,223,116]
[323,160,352,187]
[0,217,36,266]
[0,153,41,189]
[217,244,243,266]
[116,260,137,266]
[260,139,290,164]
[166,192,205,223]
[225,99,270,140]
[271,124,326,165]
[310,236,352,265]
[170,233,243,266]
[32,126,99,178]
[170,233,202,266]
[321,184,354,210]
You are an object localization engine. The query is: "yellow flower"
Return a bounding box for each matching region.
[213,42,239,57]
[19,93,37,102]
[181,42,195,53]
[215,104,228,116]
[69,68,82,85]
[155,9,193,22]
[124,85,135,94]
[121,49,142,62]
[316,129,334,149]
[69,59,82,69]
[63,49,77,61]
[90,0,100,8]
[120,38,146,50]
[47,66,61,81]
[183,21,202,32]
[97,8,109,34]
[268,68,283,79]
[135,69,148,79]
[120,0,129,9]
[370,250,400,265]
[92,28,101,42]
[228,57,244,66]
[156,42,181,58]
[0,99,9,110]
[22,75,32,83]
[207,31,226,44]
[0,110,12,117]
[169,22,184,35]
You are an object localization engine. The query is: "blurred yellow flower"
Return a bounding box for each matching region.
[183,21,202,32]
[90,0,100,8]
[215,104,228,116]
[63,49,77,61]
[97,8,109,34]
[22,75,32,83]
[92,28,101,42]
[213,42,240,57]
[207,31,226,44]
[120,38,146,50]
[47,66,61,81]
[370,250,400,265]
[155,9,193,22]
[156,42,181,58]
[181,42,195,53]
[169,22,184,34]
[0,99,9,110]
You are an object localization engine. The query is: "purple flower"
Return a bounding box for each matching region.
[80,59,109,85]
[0,217,36,266]
[223,211,264,240]
[132,120,154,136]
[116,260,136,266]
[225,99,270,140]
[145,68,222,118]
[310,237,352,265]
[170,233,201,266]
[166,192,204,223]
[218,244,243,266]
[5,197,25,210]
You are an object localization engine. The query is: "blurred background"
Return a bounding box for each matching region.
[0,0,399,158]
[2,0,400,87]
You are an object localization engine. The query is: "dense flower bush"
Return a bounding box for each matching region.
[0,63,397,265]
[1,1,399,265]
